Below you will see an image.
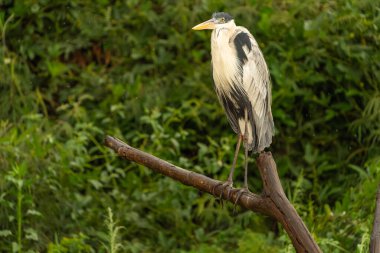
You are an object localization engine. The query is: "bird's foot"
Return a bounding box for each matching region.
[232,187,251,213]
[212,180,234,205]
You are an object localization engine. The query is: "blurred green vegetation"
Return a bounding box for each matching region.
[0,0,379,252]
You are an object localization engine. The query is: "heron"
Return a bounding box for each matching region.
[192,12,274,197]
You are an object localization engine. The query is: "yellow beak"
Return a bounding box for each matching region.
[192,19,216,30]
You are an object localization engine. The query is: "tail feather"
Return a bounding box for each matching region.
[251,111,274,153]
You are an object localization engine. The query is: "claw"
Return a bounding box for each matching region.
[211,183,220,196]
[226,187,233,200]
[212,181,233,205]
[233,187,250,214]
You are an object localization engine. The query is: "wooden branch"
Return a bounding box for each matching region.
[370,184,380,253]
[104,136,269,214]
[104,136,321,253]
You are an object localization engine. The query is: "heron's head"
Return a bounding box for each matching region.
[192,12,235,30]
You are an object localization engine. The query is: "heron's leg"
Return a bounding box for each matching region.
[212,134,243,200]
[244,110,248,190]
[242,109,250,190]
[227,134,243,183]
[233,110,251,210]
[243,140,249,189]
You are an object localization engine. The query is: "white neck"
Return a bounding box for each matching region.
[210,20,241,94]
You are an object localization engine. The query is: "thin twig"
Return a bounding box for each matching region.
[1,13,14,58]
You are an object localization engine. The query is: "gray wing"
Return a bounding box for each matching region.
[231,27,274,151]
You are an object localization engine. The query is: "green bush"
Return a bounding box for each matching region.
[0,0,379,252]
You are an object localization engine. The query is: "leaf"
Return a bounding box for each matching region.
[25,228,39,241]
[26,209,42,217]
[0,230,12,237]
[348,164,369,179]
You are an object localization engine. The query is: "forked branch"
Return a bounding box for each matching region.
[104,135,321,253]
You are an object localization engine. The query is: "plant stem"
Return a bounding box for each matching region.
[16,165,23,253]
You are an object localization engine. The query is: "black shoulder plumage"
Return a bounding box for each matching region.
[233,32,252,65]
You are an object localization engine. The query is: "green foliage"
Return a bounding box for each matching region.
[103,208,123,253]
[0,0,379,252]
[48,233,93,253]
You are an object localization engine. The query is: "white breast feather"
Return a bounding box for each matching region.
[211,28,241,96]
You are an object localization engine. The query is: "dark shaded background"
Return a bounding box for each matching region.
[0,0,379,252]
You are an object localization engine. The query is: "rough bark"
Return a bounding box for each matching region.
[104,135,321,252]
